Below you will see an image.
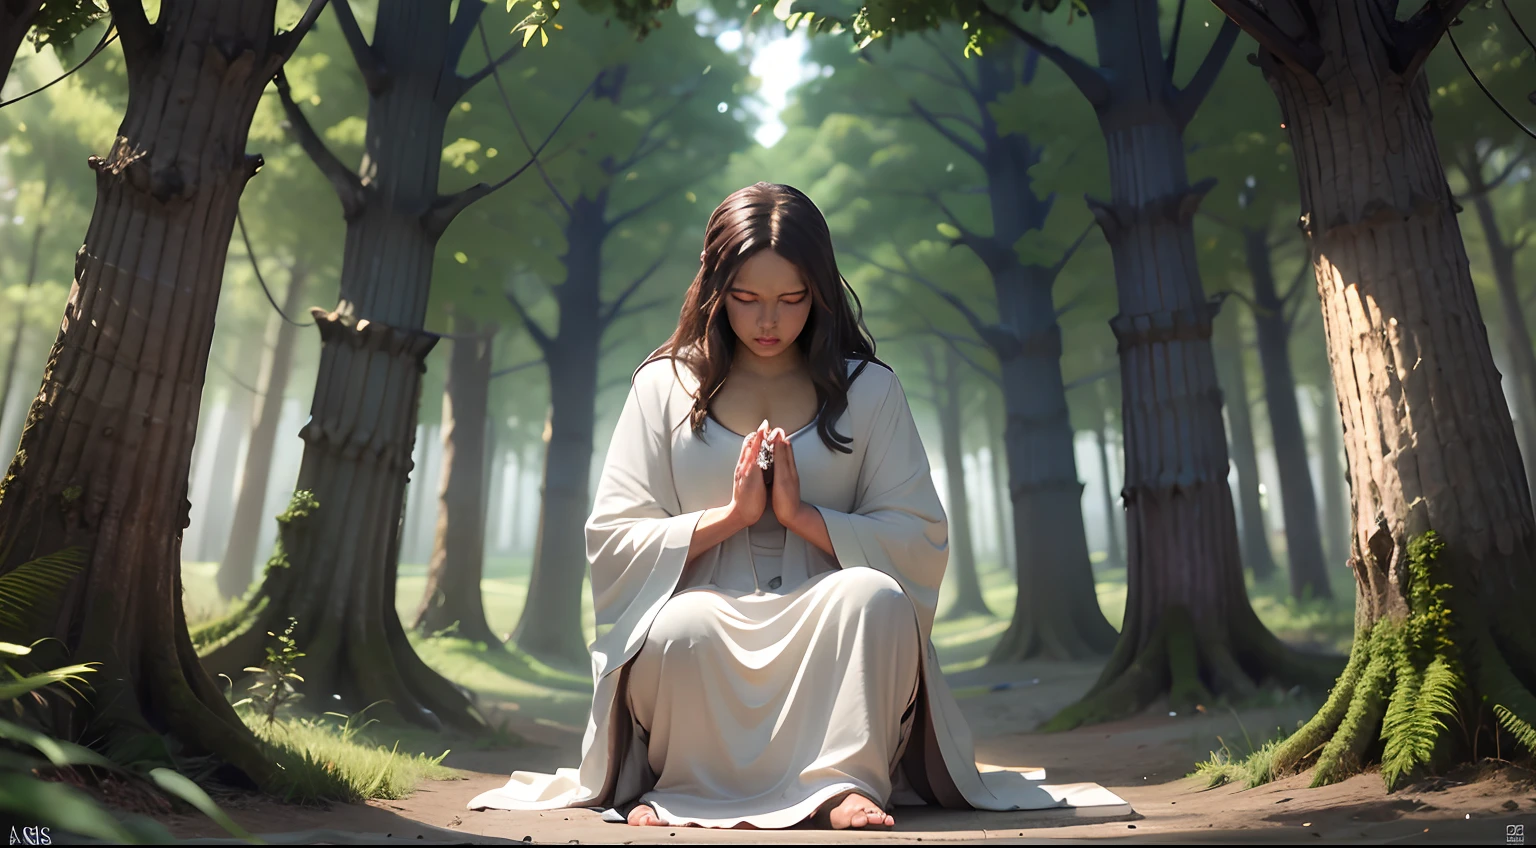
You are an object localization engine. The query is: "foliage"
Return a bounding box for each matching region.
[26,0,108,54]
[234,617,306,727]
[263,489,319,573]
[0,545,83,636]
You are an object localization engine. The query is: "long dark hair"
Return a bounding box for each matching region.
[641,182,883,454]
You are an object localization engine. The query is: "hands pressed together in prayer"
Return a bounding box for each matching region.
[729,421,835,558]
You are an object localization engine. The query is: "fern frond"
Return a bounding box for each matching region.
[0,547,88,633]
[1382,656,1460,789]
[1494,704,1536,756]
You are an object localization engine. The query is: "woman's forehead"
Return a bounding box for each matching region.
[731,251,807,293]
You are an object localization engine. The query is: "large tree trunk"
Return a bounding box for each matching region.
[197,0,485,731]
[1312,382,1349,570]
[196,368,256,562]
[217,263,309,599]
[1235,0,1536,785]
[1466,189,1536,495]
[508,197,607,669]
[412,316,499,645]
[0,0,42,96]
[0,171,51,451]
[935,348,989,619]
[0,1,318,788]
[1244,228,1331,599]
[1045,4,1330,729]
[1213,314,1277,581]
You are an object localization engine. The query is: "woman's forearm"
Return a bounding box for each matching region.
[686,504,748,564]
[788,503,836,559]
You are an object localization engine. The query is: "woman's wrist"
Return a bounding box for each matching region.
[786,501,818,535]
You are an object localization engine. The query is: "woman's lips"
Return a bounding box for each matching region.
[756,337,780,346]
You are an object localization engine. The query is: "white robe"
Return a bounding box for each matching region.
[468,357,1127,824]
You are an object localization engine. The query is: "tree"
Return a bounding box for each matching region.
[0,0,328,788]
[0,0,102,96]
[789,29,1118,660]
[1211,304,1278,581]
[464,11,753,669]
[412,314,499,645]
[1203,0,1536,783]
[918,342,991,618]
[196,0,584,729]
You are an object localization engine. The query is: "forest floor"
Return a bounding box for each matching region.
[154,560,1535,844]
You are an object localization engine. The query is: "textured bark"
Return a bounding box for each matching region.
[1244,228,1330,598]
[198,0,485,731]
[0,172,51,451]
[0,1,318,788]
[412,317,499,645]
[1213,315,1277,581]
[1466,188,1536,494]
[0,0,42,96]
[930,348,989,619]
[1312,383,1349,570]
[509,198,606,669]
[196,370,255,563]
[217,264,309,599]
[1046,2,1328,728]
[1230,0,1536,782]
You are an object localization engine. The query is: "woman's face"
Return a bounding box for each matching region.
[724,249,812,359]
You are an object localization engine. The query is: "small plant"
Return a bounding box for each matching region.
[235,617,305,726]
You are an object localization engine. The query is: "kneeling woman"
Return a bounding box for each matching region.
[469,182,1125,829]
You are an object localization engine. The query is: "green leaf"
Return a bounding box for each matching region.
[936,222,961,240]
[149,768,259,843]
[0,663,95,701]
[0,773,166,844]
[0,546,87,633]
[0,717,114,768]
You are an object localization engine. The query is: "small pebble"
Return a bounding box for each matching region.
[1127,824,1136,829]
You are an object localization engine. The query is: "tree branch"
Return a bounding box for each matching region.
[974,1,1110,108]
[607,171,704,230]
[1174,18,1241,128]
[1395,0,1474,82]
[104,0,153,52]
[272,0,332,63]
[1065,366,1116,391]
[1486,147,1531,192]
[424,73,598,236]
[444,0,488,80]
[478,21,570,216]
[600,247,670,328]
[491,357,545,379]
[1205,0,1324,77]
[909,98,985,163]
[914,314,1001,387]
[460,42,524,94]
[917,32,986,106]
[1050,222,1098,275]
[332,0,387,95]
[850,247,998,345]
[613,77,708,172]
[274,70,364,218]
[1165,0,1188,75]
[503,288,553,352]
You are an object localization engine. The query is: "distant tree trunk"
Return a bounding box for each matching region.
[1045,6,1329,729]
[1225,0,1536,784]
[217,263,309,599]
[485,439,507,558]
[985,405,1012,574]
[198,0,496,732]
[509,197,607,669]
[405,425,440,564]
[197,371,255,562]
[413,316,499,645]
[1312,383,1349,570]
[0,171,51,449]
[1213,312,1278,581]
[508,441,528,557]
[0,0,322,788]
[1244,227,1331,600]
[931,348,989,619]
[1465,187,1536,494]
[0,0,43,95]
[1091,410,1124,569]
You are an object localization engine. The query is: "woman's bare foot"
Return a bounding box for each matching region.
[626,804,664,826]
[822,792,895,829]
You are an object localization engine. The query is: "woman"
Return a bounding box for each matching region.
[468,182,1126,829]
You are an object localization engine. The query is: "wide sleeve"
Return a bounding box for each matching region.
[584,374,709,680]
[813,371,948,638]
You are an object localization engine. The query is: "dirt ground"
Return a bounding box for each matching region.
[160,659,1536,845]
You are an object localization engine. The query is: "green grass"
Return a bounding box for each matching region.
[240,706,461,802]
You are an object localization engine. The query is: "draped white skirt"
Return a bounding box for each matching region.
[623,566,923,828]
